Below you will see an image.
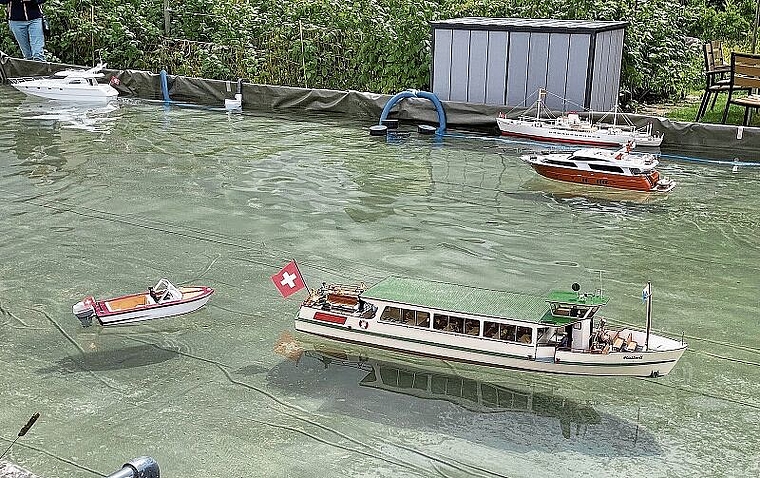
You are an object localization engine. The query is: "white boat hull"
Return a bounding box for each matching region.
[96,295,211,326]
[497,118,663,147]
[12,82,118,104]
[295,311,686,377]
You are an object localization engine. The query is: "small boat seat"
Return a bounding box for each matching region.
[327,293,358,307]
[612,334,624,351]
[625,341,638,352]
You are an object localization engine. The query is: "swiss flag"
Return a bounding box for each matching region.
[271,260,306,298]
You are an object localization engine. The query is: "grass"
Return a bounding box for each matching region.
[647,91,760,126]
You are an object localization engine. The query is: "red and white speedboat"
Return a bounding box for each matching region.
[520,144,675,193]
[72,278,214,327]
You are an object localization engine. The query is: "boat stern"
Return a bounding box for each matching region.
[72,296,96,327]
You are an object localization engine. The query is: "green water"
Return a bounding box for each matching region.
[1,88,758,477]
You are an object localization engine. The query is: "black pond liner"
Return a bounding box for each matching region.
[2,52,758,164]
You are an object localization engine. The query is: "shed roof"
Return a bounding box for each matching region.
[431,17,628,34]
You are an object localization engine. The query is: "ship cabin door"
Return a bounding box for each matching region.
[571,320,592,353]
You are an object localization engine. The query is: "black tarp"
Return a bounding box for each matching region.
[1,53,758,162]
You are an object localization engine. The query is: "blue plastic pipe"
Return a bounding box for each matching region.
[160,69,171,103]
[379,89,447,135]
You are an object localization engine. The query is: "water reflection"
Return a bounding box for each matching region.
[267,346,661,455]
[17,98,120,134]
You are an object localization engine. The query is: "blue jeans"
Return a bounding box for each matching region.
[9,18,45,61]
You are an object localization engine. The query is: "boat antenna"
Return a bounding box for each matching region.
[594,270,604,297]
[644,281,652,351]
[0,412,40,460]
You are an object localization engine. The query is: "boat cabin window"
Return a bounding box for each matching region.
[550,303,589,318]
[380,306,403,323]
[589,163,624,173]
[380,306,430,328]
[545,160,577,167]
[464,318,480,336]
[499,324,517,341]
[483,321,533,344]
[536,327,552,344]
[433,314,464,333]
[517,326,532,343]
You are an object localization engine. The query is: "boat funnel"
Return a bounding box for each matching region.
[72,296,96,327]
[105,456,160,478]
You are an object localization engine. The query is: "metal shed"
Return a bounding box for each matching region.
[430,17,628,112]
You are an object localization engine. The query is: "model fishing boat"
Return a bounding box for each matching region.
[285,269,686,377]
[72,278,214,327]
[8,62,118,104]
[520,144,675,192]
[497,90,663,147]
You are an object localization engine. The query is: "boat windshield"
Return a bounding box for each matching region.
[152,278,182,303]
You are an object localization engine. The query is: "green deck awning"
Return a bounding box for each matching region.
[363,277,551,324]
[362,277,608,325]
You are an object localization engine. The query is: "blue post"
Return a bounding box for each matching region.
[160,69,171,103]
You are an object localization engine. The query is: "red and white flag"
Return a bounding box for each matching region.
[271,260,306,298]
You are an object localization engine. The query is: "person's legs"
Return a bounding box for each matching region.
[27,18,45,61]
[8,20,33,59]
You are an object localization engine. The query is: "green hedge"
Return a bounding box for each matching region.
[1,0,757,103]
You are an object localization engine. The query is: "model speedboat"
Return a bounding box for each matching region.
[73,278,214,327]
[497,89,663,147]
[520,143,675,192]
[9,62,118,104]
[293,278,687,378]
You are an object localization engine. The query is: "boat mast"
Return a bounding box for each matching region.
[598,270,604,297]
[537,88,545,121]
[644,281,652,350]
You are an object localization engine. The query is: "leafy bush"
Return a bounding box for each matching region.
[1,0,757,103]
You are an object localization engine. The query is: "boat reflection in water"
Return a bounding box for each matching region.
[268,342,660,455]
[17,98,120,134]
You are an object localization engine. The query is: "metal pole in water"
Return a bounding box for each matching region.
[0,413,40,460]
[105,456,160,478]
[645,281,652,351]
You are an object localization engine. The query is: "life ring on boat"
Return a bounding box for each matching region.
[358,319,369,330]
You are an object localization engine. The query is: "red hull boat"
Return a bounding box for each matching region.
[520,145,675,193]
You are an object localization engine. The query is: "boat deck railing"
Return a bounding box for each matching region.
[7,76,51,83]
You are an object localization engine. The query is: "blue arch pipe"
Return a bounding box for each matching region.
[379,89,446,135]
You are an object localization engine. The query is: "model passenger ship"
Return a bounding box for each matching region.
[295,278,687,377]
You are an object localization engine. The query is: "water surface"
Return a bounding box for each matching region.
[0,88,758,477]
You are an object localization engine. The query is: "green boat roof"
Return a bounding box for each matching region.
[362,277,608,325]
[546,290,609,306]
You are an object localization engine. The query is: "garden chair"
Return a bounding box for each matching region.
[721,52,760,126]
[695,41,731,122]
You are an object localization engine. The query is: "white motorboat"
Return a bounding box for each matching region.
[73,278,214,327]
[8,62,119,104]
